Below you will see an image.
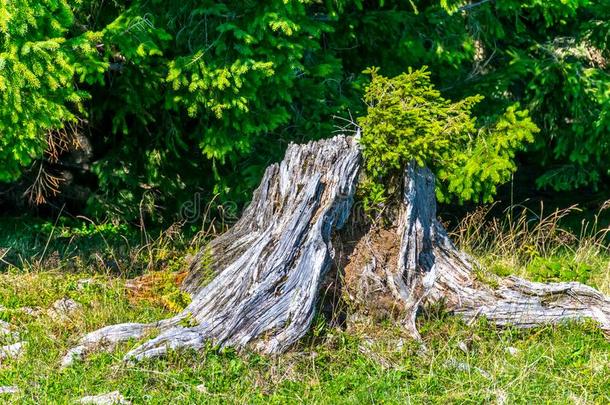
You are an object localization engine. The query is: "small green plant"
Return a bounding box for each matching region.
[526,256,594,285]
[358,67,539,214]
[38,221,129,239]
[178,312,199,328]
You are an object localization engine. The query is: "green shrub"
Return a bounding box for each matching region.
[358,67,539,213]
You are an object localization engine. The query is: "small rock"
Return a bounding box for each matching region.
[416,343,429,357]
[361,337,375,348]
[0,320,12,336]
[52,298,81,313]
[505,346,519,356]
[0,342,25,361]
[61,346,86,368]
[77,279,96,291]
[48,298,82,321]
[475,367,491,379]
[568,393,588,405]
[446,358,470,372]
[77,391,131,405]
[446,358,491,380]
[0,386,19,395]
[195,384,207,393]
[0,321,19,342]
[496,390,508,405]
[457,341,469,354]
[18,306,42,316]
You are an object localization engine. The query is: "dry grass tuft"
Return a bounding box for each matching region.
[450,201,610,293]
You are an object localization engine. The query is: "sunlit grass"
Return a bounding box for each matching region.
[0,204,609,403]
[0,271,608,404]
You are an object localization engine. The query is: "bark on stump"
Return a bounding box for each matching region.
[63,135,610,366]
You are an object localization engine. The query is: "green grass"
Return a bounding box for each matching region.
[451,202,610,295]
[0,208,609,404]
[0,271,608,404]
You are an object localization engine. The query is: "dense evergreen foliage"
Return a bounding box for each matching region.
[0,0,99,182]
[0,0,608,221]
[358,67,537,212]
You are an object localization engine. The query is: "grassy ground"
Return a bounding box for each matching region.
[0,204,609,404]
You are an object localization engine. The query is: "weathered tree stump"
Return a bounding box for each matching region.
[63,135,361,365]
[64,134,609,366]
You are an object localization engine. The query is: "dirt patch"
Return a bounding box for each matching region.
[126,271,190,313]
[342,226,404,321]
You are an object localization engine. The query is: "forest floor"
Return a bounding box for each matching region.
[0,203,609,404]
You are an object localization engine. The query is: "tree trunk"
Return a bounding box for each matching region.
[64,135,609,366]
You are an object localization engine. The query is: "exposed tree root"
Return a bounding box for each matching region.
[427,240,610,334]
[64,135,610,367]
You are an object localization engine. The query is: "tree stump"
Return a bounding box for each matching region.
[64,135,610,366]
[63,135,361,365]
